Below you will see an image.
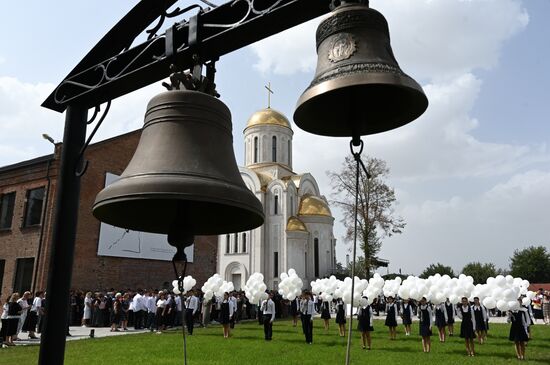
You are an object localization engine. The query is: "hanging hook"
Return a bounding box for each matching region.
[75,100,111,177]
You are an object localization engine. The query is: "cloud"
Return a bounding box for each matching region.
[380,169,550,274]
[251,0,529,81]
[0,76,158,168]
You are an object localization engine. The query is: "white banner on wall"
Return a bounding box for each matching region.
[96,173,194,262]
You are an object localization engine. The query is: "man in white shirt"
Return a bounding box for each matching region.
[16,291,31,339]
[261,292,276,341]
[146,291,157,331]
[133,290,144,329]
[300,291,315,344]
[185,290,199,335]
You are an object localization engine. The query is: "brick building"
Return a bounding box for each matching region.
[0,130,217,297]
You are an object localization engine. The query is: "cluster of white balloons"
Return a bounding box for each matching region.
[336,276,369,307]
[311,276,339,302]
[278,269,303,300]
[476,275,532,311]
[201,274,222,299]
[244,273,268,304]
[171,275,197,295]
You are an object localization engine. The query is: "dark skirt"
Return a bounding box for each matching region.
[460,319,476,339]
[23,311,38,332]
[385,315,397,327]
[321,304,331,320]
[0,318,7,338]
[155,308,165,328]
[335,306,346,324]
[509,322,529,342]
[402,310,412,325]
[474,310,487,331]
[435,310,446,329]
[290,301,298,316]
[357,313,373,332]
[219,303,230,324]
[5,318,19,336]
[419,322,432,337]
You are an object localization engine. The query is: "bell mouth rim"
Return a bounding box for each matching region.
[293,72,428,137]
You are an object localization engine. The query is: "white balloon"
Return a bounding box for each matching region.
[496,300,509,311]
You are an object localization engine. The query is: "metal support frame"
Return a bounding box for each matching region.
[36,1,354,364]
[38,106,87,365]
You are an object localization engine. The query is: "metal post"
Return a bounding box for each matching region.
[38,105,87,365]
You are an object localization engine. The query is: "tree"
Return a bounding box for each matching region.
[510,246,550,282]
[461,262,501,284]
[419,263,455,279]
[329,156,405,278]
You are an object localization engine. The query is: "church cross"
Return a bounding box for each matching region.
[265,82,274,108]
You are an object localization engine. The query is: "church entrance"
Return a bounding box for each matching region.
[232,274,242,291]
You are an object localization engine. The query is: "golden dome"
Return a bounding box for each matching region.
[286,216,308,232]
[298,195,332,217]
[245,108,291,130]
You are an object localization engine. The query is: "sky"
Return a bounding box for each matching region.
[1,0,549,276]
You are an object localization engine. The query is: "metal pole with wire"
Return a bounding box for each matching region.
[344,139,370,365]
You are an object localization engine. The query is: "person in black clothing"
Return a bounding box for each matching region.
[5,293,22,346]
[508,298,529,360]
[320,297,331,331]
[457,297,476,357]
[335,298,346,337]
[357,298,374,350]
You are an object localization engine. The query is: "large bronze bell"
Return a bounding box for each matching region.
[93,90,264,239]
[294,2,428,137]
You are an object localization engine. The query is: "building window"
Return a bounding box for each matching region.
[23,187,45,227]
[13,257,34,294]
[0,192,16,230]
[226,234,230,254]
[242,233,247,253]
[254,137,258,163]
[234,233,238,253]
[274,252,279,277]
[290,196,294,216]
[274,195,279,215]
[304,252,307,277]
[272,136,277,162]
[314,238,319,278]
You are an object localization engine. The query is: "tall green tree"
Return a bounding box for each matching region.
[510,246,550,282]
[329,156,405,278]
[419,263,455,279]
[461,262,501,284]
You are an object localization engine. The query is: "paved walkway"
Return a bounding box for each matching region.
[6,315,533,347]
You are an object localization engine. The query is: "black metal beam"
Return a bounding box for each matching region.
[38,106,87,365]
[42,0,333,112]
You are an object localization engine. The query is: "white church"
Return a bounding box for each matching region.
[217,103,337,290]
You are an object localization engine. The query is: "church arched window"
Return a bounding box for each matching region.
[274,195,279,215]
[226,234,230,254]
[290,196,294,216]
[242,233,247,253]
[272,136,277,162]
[234,233,238,253]
[288,140,291,164]
[254,136,258,163]
[314,238,319,277]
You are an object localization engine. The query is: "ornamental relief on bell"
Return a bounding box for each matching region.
[328,33,356,63]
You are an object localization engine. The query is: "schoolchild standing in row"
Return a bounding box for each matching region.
[261,292,275,341]
[418,297,432,353]
[457,297,476,357]
[220,292,234,339]
[320,297,331,331]
[472,297,488,344]
[434,301,448,342]
[357,297,374,350]
[508,298,529,360]
[300,292,315,344]
[401,298,413,336]
[335,298,346,337]
[445,298,456,336]
[385,296,398,340]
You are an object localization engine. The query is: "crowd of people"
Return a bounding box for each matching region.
[1,286,549,360]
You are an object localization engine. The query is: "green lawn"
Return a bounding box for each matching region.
[2,320,549,364]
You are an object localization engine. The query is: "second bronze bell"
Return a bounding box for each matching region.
[294,2,428,137]
[92,90,265,236]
